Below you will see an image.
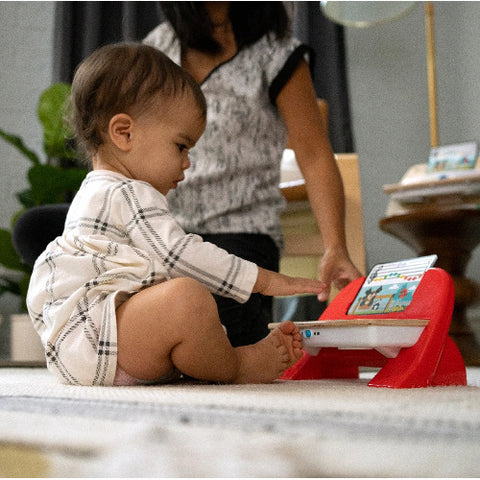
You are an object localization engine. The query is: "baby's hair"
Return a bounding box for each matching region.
[69,42,207,161]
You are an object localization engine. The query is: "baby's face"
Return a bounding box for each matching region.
[129,93,206,195]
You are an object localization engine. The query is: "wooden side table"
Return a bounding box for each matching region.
[379,204,480,365]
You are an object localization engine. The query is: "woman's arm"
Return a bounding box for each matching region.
[276,60,362,300]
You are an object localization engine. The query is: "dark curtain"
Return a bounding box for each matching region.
[53,2,163,83]
[292,3,354,152]
[53,1,354,152]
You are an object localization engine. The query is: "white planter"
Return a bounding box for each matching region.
[10,313,45,363]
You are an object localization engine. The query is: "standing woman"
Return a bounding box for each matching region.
[144,1,361,347]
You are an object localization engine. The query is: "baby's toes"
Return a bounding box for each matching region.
[293,346,304,360]
[292,339,303,350]
[293,331,302,342]
[278,320,297,335]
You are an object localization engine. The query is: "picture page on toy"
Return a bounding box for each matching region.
[427,141,478,172]
[347,255,437,316]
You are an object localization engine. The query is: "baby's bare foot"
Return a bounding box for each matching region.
[233,321,303,384]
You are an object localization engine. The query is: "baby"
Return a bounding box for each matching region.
[27,43,326,386]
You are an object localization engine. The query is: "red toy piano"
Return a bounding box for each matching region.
[270,256,467,388]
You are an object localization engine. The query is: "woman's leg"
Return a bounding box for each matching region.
[115,277,303,384]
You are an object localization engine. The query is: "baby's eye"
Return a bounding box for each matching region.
[177,144,187,153]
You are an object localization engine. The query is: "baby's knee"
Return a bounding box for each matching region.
[163,277,223,337]
[170,276,211,298]
[168,277,216,314]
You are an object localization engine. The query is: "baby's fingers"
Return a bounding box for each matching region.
[290,278,327,295]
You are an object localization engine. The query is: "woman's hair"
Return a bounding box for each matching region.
[160,2,291,53]
[69,42,206,160]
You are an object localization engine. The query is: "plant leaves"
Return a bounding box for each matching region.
[0,228,29,272]
[37,83,76,160]
[0,129,41,165]
[28,164,87,205]
[0,276,22,296]
[11,208,27,229]
[15,188,35,210]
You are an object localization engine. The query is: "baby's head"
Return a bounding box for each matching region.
[69,42,207,162]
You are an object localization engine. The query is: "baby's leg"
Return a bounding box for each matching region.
[116,277,302,384]
[116,277,240,382]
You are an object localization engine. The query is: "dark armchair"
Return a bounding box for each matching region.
[13,204,70,268]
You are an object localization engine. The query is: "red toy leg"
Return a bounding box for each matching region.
[430,336,467,386]
[368,269,465,388]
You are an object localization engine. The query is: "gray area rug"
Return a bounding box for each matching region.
[1,367,480,477]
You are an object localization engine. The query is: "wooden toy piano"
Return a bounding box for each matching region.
[270,266,467,388]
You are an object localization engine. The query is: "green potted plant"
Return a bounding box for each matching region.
[0,83,88,310]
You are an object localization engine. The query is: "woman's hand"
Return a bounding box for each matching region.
[317,247,362,302]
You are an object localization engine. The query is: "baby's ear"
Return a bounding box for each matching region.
[108,113,134,151]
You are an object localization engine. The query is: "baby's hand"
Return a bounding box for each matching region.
[253,267,327,298]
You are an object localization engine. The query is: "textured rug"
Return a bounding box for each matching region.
[1,367,480,477]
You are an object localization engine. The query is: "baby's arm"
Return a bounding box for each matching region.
[253,267,327,300]
[120,182,326,302]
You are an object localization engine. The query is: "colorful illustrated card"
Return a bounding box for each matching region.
[347,255,437,316]
[427,142,478,172]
